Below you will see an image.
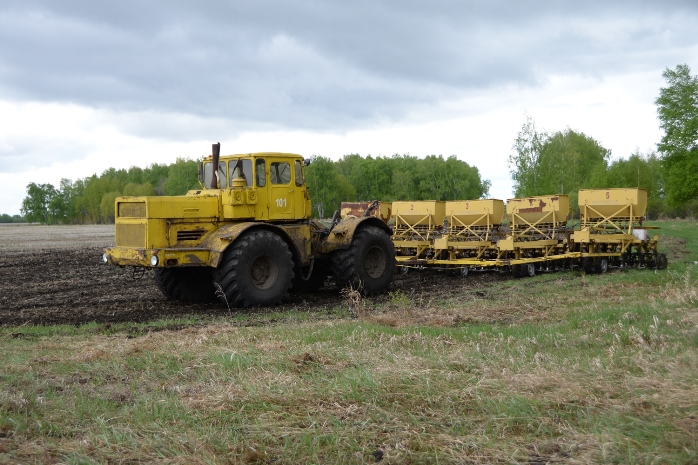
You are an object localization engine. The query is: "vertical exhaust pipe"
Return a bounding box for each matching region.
[210,142,220,189]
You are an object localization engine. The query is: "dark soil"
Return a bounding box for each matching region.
[0,247,502,327]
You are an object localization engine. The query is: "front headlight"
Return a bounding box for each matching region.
[102,253,108,263]
[150,254,159,266]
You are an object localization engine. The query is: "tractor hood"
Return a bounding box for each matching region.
[116,194,220,220]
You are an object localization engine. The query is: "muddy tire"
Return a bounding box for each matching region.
[594,257,609,274]
[213,230,293,308]
[153,267,217,303]
[332,225,395,296]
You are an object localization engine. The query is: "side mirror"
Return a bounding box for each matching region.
[303,158,311,166]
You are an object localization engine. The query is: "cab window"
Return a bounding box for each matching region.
[294,160,304,187]
[255,159,266,187]
[270,162,291,185]
[203,161,227,188]
[229,159,252,187]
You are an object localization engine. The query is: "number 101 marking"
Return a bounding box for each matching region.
[275,198,287,207]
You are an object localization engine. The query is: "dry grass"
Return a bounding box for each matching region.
[0,220,696,463]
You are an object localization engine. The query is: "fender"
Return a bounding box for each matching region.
[319,216,392,254]
[201,222,310,268]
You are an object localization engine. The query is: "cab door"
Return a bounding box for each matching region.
[269,160,294,219]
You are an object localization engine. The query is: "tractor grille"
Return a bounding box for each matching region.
[177,230,205,242]
[116,223,146,248]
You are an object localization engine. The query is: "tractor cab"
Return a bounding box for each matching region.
[198,152,311,221]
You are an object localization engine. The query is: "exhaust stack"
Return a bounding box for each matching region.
[210,142,220,189]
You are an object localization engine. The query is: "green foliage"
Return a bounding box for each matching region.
[509,115,546,196]
[305,156,356,218]
[20,153,490,222]
[162,158,199,195]
[509,117,611,210]
[656,64,698,211]
[16,159,202,224]
[0,214,26,223]
[100,191,121,223]
[123,182,155,196]
[305,153,489,217]
[507,116,679,216]
[415,155,490,200]
[20,183,58,224]
[597,151,664,218]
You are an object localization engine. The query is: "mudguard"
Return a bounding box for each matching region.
[319,216,392,254]
[201,222,313,268]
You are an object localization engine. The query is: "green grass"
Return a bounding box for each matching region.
[1,221,697,464]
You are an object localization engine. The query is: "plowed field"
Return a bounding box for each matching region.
[0,224,494,326]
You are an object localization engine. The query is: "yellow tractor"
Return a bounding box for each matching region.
[103,143,394,307]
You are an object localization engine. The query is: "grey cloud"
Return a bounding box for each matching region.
[0,136,92,172]
[0,0,696,133]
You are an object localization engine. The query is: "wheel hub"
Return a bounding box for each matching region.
[250,255,278,289]
[364,246,387,279]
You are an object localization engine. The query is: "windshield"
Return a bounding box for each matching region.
[203,161,227,188]
[230,159,253,187]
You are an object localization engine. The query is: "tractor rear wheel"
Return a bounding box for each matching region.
[332,225,395,296]
[154,267,217,303]
[213,230,293,308]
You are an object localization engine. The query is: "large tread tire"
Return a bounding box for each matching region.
[153,267,217,303]
[213,230,294,308]
[332,225,395,296]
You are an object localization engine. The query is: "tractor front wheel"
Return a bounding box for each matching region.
[213,230,294,308]
[332,225,395,296]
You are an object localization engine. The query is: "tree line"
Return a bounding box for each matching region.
[508,63,698,219]
[12,63,698,223]
[19,158,200,224]
[508,117,665,217]
[305,154,490,218]
[17,154,490,223]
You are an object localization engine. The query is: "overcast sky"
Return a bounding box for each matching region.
[1,1,697,215]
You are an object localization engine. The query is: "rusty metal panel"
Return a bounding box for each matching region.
[506,195,569,227]
[340,201,392,223]
[341,202,371,218]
